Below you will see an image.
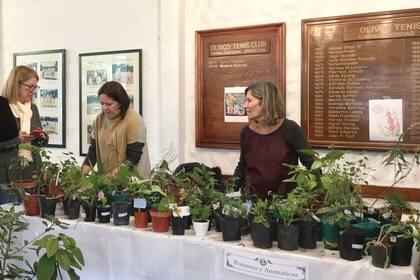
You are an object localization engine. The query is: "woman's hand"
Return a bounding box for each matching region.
[112,168,120,177]
[82,165,91,175]
[19,131,34,143]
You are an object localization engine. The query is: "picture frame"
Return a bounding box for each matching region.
[195,23,286,149]
[14,49,66,148]
[79,49,142,155]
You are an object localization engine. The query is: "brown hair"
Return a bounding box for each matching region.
[98,81,131,119]
[245,81,285,125]
[1,66,39,104]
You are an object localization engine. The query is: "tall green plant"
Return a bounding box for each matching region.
[0,206,85,279]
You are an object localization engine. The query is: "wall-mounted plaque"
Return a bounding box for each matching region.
[196,23,286,149]
[302,9,420,150]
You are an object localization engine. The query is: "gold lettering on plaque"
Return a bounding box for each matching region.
[208,39,270,57]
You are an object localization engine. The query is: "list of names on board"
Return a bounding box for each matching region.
[302,9,420,150]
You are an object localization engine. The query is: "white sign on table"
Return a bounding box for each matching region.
[225,248,309,280]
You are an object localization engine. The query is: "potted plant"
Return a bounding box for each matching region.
[271,193,303,251]
[170,204,190,235]
[220,195,247,241]
[152,160,190,205]
[250,199,273,249]
[382,192,411,223]
[190,202,211,238]
[124,177,163,228]
[59,164,83,219]
[365,224,393,268]
[389,214,417,266]
[149,194,174,232]
[96,190,111,223]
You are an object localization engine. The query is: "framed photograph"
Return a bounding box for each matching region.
[196,23,286,149]
[14,49,66,148]
[79,49,142,155]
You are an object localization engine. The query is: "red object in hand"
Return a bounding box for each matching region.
[30,129,43,137]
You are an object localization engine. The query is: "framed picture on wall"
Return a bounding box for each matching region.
[196,23,286,149]
[14,49,66,148]
[79,49,142,155]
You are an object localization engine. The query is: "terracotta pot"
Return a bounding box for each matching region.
[12,180,37,190]
[150,209,171,232]
[134,210,150,228]
[24,194,44,216]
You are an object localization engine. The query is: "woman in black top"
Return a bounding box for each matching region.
[233,81,314,199]
[0,96,19,204]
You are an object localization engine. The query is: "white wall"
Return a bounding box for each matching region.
[181,0,420,189]
[0,0,181,170]
[1,0,419,189]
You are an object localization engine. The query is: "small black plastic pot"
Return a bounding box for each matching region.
[65,198,81,220]
[214,210,223,232]
[222,217,241,241]
[252,222,273,249]
[339,227,365,261]
[83,203,97,222]
[112,201,131,226]
[299,221,318,249]
[371,244,392,268]
[172,216,186,235]
[97,205,111,223]
[277,222,299,251]
[391,235,414,266]
[39,196,57,218]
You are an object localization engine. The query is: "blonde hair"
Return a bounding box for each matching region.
[245,81,285,126]
[1,66,39,104]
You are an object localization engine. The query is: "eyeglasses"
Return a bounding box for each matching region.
[20,82,40,93]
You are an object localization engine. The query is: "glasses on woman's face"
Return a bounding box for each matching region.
[20,82,40,94]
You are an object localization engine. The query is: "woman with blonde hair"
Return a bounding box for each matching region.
[0,66,48,201]
[234,81,314,199]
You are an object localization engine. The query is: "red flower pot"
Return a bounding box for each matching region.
[150,209,171,232]
[134,210,150,228]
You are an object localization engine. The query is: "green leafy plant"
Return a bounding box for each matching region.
[0,205,85,279]
[250,199,271,228]
[32,233,85,280]
[190,202,211,222]
[271,192,304,226]
[156,195,176,213]
[221,197,247,219]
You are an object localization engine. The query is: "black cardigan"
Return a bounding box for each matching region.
[0,96,19,142]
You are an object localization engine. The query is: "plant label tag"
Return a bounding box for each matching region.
[81,213,86,218]
[382,212,391,219]
[354,212,363,218]
[118,212,128,217]
[390,235,397,243]
[311,213,321,222]
[351,244,363,249]
[101,212,110,216]
[344,209,352,215]
[134,198,147,209]
[368,207,375,213]
[226,191,241,198]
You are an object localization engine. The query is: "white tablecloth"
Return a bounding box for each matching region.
[11,207,419,280]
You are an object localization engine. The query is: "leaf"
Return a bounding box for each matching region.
[57,250,71,271]
[69,247,85,266]
[68,268,80,280]
[36,254,56,280]
[46,238,59,258]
